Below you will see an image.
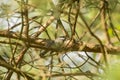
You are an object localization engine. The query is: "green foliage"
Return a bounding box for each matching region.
[105,62,120,80]
[0,3,11,17]
[30,0,52,14]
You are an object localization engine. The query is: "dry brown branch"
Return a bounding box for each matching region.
[0,30,120,54]
[0,58,34,80]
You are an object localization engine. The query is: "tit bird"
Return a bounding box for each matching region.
[39,36,66,57]
[55,36,74,48]
[53,36,66,48]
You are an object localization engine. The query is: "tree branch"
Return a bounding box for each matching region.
[0,30,120,54]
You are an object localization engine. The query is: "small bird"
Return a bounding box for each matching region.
[54,36,66,48]
[39,36,66,57]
